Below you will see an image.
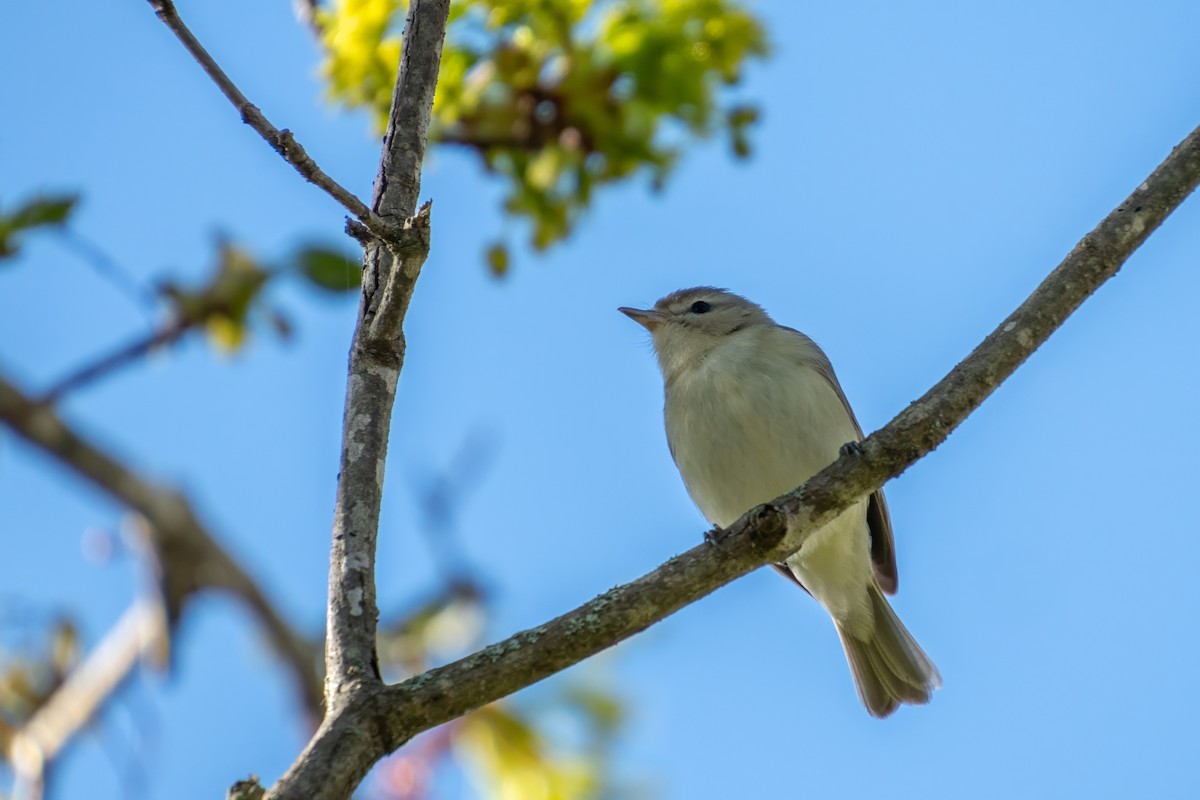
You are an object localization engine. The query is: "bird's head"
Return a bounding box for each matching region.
[620,287,772,380]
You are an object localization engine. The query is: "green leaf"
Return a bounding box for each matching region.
[294,245,361,292]
[0,193,80,259]
[12,195,78,227]
[486,242,510,277]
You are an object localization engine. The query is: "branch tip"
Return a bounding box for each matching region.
[345,218,373,245]
[146,0,375,226]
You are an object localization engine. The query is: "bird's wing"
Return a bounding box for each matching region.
[780,326,899,594]
[771,563,813,596]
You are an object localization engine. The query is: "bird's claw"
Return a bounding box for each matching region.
[704,526,727,547]
[839,440,865,458]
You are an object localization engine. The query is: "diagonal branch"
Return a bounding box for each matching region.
[264,122,1200,800]
[0,374,324,719]
[37,318,191,404]
[145,0,411,249]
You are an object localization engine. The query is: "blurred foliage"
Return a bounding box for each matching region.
[374,687,631,800]
[455,697,619,800]
[486,241,510,277]
[153,238,359,352]
[0,611,81,752]
[0,193,78,259]
[0,224,365,403]
[377,581,489,676]
[159,241,277,352]
[316,0,768,270]
[373,581,635,800]
[368,428,636,800]
[293,243,363,292]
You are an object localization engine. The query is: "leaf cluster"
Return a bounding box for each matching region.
[317,0,767,270]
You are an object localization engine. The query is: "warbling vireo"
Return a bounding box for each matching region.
[620,287,940,717]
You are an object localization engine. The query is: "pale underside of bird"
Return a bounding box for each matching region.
[621,286,941,718]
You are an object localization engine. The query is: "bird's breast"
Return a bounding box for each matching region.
[665,350,860,528]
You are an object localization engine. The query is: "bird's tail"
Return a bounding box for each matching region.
[835,582,941,718]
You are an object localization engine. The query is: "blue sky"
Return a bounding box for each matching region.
[4,1,1200,798]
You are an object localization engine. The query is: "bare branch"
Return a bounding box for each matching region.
[266,122,1200,800]
[37,320,189,405]
[262,3,451,797]
[56,229,160,315]
[7,599,167,799]
[145,0,411,248]
[0,374,324,718]
[319,0,449,713]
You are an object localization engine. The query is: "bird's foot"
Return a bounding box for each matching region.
[704,525,729,547]
[839,440,866,458]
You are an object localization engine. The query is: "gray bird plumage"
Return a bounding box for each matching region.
[620,287,940,717]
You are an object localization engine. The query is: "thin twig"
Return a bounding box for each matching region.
[57,229,160,315]
[265,121,1200,800]
[37,320,189,405]
[145,0,408,247]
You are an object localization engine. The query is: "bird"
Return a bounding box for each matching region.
[620,286,940,717]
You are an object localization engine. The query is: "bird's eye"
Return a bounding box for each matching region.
[689,300,712,314]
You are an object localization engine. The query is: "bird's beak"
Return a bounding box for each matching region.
[619,306,666,331]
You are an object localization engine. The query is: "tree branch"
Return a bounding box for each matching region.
[36,319,190,404]
[319,0,449,708]
[0,374,324,719]
[56,229,160,315]
[260,3,451,798]
[145,0,413,249]
[265,121,1200,800]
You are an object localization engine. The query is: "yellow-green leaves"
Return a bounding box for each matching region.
[374,679,630,800]
[315,0,768,269]
[371,578,631,800]
[450,673,632,800]
[160,242,273,352]
[457,704,600,800]
[317,0,403,123]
